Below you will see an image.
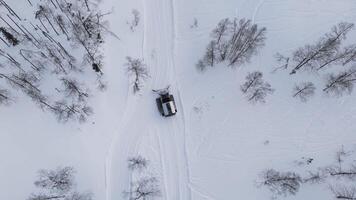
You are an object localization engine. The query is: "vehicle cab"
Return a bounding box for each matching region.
[156,92,177,117]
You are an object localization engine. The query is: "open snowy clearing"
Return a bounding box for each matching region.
[1,0,356,200]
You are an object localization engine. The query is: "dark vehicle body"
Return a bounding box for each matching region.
[156,93,177,117]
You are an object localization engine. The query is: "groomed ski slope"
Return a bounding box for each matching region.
[105,0,191,200]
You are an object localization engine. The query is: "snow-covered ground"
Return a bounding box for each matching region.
[1,0,356,200]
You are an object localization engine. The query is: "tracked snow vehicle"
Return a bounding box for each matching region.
[153,86,177,117]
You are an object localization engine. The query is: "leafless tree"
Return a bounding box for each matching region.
[197,18,266,70]
[125,56,149,93]
[125,177,161,200]
[124,156,161,200]
[0,27,19,46]
[34,167,75,194]
[128,9,140,32]
[128,155,149,171]
[259,169,302,197]
[227,18,267,67]
[292,82,316,102]
[290,22,354,74]
[272,53,289,73]
[240,71,274,103]
[60,78,89,102]
[28,166,93,200]
[0,87,11,105]
[323,67,356,96]
[0,0,114,123]
[197,41,217,70]
[190,18,198,29]
[302,171,326,184]
[331,185,356,200]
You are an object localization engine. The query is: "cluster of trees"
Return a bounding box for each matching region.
[197,19,356,103]
[0,0,114,122]
[197,18,267,71]
[275,22,356,101]
[28,166,93,200]
[258,146,356,199]
[197,17,273,103]
[124,155,161,200]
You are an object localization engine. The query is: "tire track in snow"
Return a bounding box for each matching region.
[252,0,266,23]
[142,0,192,199]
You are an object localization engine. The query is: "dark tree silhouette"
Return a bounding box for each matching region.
[331,186,356,200]
[128,155,149,171]
[323,68,356,96]
[197,17,266,70]
[292,82,316,102]
[240,71,274,103]
[124,156,161,200]
[290,22,354,74]
[0,27,19,46]
[259,169,302,197]
[125,56,149,93]
[28,166,93,200]
[125,177,161,200]
[0,0,114,123]
[0,87,11,105]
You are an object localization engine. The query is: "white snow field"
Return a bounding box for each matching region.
[1,0,356,200]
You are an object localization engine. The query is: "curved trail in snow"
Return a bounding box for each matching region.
[105,0,192,199]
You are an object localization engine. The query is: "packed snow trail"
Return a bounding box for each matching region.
[105,0,191,199]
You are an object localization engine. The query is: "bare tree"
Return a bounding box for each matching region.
[272,53,289,73]
[34,167,75,194]
[259,169,302,197]
[323,68,356,96]
[0,0,115,123]
[331,185,356,200]
[128,155,149,171]
[0,87,11,105]
[292,82,316,102]
[227,18,267,67]
[125,56,149,93]
[197,17,266,70]
[197,41,217,70]
[240,71,274,103]
[128,9,140,32]
[60,78,89,102]
[0,27,19,46]
[290,22,354,74]
[28,166,93,200]
[124,156,161,200]
[302,171,326,184]
[125,177,161,200]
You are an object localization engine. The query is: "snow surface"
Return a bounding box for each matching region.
[1,0,356,200]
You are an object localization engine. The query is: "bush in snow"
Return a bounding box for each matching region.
[240,71,274,103]
[125,56,149,93]
[0,0,116,123]
[197,18,266,71]
[28,166,93,200]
